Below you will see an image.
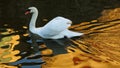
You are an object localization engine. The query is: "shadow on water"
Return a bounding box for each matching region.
[0,25,45,68]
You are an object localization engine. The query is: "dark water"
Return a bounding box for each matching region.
[1,16,120,68]
[0,25,45,68]
[0,23,80,68]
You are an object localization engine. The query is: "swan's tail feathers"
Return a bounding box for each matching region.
[62,29,84,38]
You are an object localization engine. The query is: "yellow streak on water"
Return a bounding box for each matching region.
[0,63,17,68]
[23,33,29,36]
[8,35,20,50]
[22,26,28,29]
[0,35,21,64]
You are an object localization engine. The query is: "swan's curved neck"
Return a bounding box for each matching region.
[29,10,38,32]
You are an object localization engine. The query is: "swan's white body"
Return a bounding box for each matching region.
[27,7,83,39]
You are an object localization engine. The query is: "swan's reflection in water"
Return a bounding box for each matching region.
[0,27,44,68]
[1,19,120,68]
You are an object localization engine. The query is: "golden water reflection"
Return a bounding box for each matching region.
[0,19,120,68]
[0,29,21,68]
[42,19,120,68]
[0,28,43,68]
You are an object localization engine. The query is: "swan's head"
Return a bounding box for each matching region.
[25,7,38,15]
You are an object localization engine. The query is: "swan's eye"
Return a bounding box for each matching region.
[26,9,30,11]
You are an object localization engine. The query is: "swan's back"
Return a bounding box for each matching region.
[43,16,72,32]
[40,16,72,37]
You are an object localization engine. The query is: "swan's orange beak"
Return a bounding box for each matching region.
[25,10,30,15]
[25,9,30,15]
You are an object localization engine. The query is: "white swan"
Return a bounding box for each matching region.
[25,7,83,39]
